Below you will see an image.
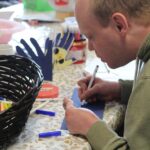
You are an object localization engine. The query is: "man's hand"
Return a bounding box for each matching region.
[63,98,99,135]
[78,76,121,103]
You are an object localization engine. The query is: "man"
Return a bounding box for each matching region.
[63,0,150,149]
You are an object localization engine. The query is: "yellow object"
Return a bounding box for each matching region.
[53,47,74,68]
[0,101,13,112]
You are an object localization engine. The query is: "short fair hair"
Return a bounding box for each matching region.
[91,0,150,26]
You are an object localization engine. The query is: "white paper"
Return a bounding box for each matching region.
[84,57,136,81]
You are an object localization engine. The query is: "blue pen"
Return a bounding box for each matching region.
[35,109,56,116]
[39,131,61,138]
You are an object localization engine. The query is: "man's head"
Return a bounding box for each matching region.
[91,0,150,27]
[75,0,150,68]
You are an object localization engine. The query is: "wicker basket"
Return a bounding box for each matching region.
[0,55,43,149]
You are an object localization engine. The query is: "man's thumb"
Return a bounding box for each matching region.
[63,97,74,110]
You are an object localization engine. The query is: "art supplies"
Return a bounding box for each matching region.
[0,100,13,113]
[53,31,76,68]
[39,130,62,138]
[84,57,136,81]
[61,88,105,130]
[16,37,53,81]
[61,17,87,64]
[35,109,56,116]
[30,101,50,114]
[37,82,59,98]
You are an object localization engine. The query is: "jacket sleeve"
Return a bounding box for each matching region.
[119,80,133,105]
[86,121,129,150]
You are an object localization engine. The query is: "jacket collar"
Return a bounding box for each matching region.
[138,34,150,62]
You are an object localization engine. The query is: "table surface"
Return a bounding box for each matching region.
[7,54,125,150]
[0,4,125,150]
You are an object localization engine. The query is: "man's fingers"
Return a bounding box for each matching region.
[77,76,92,89]
[63,98,74,110]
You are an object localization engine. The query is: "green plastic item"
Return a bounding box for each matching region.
[23,0,54,12]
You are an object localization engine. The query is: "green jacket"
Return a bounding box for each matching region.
[86,34,150,150]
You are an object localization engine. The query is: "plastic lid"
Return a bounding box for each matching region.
[37,82,59,98]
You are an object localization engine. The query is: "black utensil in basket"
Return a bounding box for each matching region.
[0,55,44,149]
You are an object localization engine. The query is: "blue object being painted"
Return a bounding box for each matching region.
[61,88,105,130]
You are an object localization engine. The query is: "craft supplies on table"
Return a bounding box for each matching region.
[37,82,59,98]
[35,109,56,116]
[61,88,105,130]
[0,100,13,112]
[62,17,87,64]
[3,4,126,149]
[39,130,62,138]
[16,36,53,81]
[7,53,125,150]
[30,101,50,114]
[0,55,43,149]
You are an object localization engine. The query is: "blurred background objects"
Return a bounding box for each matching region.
[0,0,20,8]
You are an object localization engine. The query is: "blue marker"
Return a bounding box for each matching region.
[35,109,56,116]
[39,131,61,138]
[0,97,4,100]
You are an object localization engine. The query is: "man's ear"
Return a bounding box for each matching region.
[111,13,129,36]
